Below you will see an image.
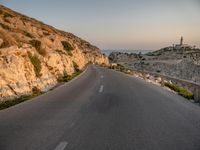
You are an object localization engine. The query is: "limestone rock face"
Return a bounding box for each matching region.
[0,5,109,101]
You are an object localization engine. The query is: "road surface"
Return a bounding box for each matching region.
[0,65,200,150]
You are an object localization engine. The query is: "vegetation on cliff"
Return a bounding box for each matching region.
[0,4,108,102]
[28,52,42,77]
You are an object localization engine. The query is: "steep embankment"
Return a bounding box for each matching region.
[0,5,109,101]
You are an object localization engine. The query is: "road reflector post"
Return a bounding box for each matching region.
[194,85,200,103]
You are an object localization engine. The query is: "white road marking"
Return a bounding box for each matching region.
[101,75,104,79]
[54,142,68,150]
[99,85,104,93]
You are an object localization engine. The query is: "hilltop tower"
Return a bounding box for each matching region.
[180,36,183,45]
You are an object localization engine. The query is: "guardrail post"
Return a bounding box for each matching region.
[194,86,200,103]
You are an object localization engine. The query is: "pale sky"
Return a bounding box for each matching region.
[1,0,200,50]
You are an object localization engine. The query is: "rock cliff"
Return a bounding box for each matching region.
[0,5,109,101]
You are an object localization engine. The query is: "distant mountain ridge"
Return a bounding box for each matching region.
[0,5,109,101]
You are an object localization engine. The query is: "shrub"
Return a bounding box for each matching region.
[3,12,14,18]
[57,69,82,83]
[61,41,73,52]
[24,31,34,38]
[156,70,161,73]
[0,23,11,30]
[32,87,42,95]
[57,70,70,82]
[0,88,43,110]
[0,41,9,48]
[55,49,72,56]
[0,95,32,110]
[3,18,10,23]
[110,64,133,75]
[30,39,41,50]
[73,61,80,72]
[30,39,46,56]
[142,58,146,61]
[62,70,69,82]
[178,88,194,99]
[71,70,82,78]
[28,52,42,77]
[0,9,3,15]
[164,82,194,99]
[37,48,46,56]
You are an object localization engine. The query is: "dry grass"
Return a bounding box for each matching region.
[30,39,46,56]
[28,52,42,77]
[164,82,194,99]
[0,29,16,48]
[0,87,43,110]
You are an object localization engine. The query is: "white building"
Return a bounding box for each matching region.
[174,37,195,50]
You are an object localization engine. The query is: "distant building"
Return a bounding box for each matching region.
[173,37,195,50]
[180,36,183,45]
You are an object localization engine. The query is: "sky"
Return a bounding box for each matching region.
[1,0,200,50]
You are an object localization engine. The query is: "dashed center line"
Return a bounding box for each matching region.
[54,141,68,150]
[99,85,104,93]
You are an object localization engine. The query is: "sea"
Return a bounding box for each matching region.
[101,49,154,56]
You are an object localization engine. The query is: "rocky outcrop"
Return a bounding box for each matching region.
[109,48,200,84]
[0,5,109,101]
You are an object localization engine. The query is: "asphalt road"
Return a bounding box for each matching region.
[1,65,200,150]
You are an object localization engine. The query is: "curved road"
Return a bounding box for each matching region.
[1,65,200,150]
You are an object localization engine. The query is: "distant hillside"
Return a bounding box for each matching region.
[109,47,200,83]
[0,5,109,101]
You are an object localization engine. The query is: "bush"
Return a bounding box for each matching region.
[32,87,42,95]
[156,70,161,73]
[0,41,9,48]
[62,70,69,82]
[28,52,42,77]
[3,12,14,18]
[164,82,194,99]
[142,58,146,61]
[0,95,32,110]
[110,64,133,75]
[57,62,82,82]
[30,39,46,56]
[61,41,73,52]
[58,70,72,82]
[73,61,80,72]
[57,69,82,83]
[0,23,11,30]
[30,39,41,50]
[24,31,34,38]
[0,88,43,110]
[0,9,3,15]
[57,70,70,82]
